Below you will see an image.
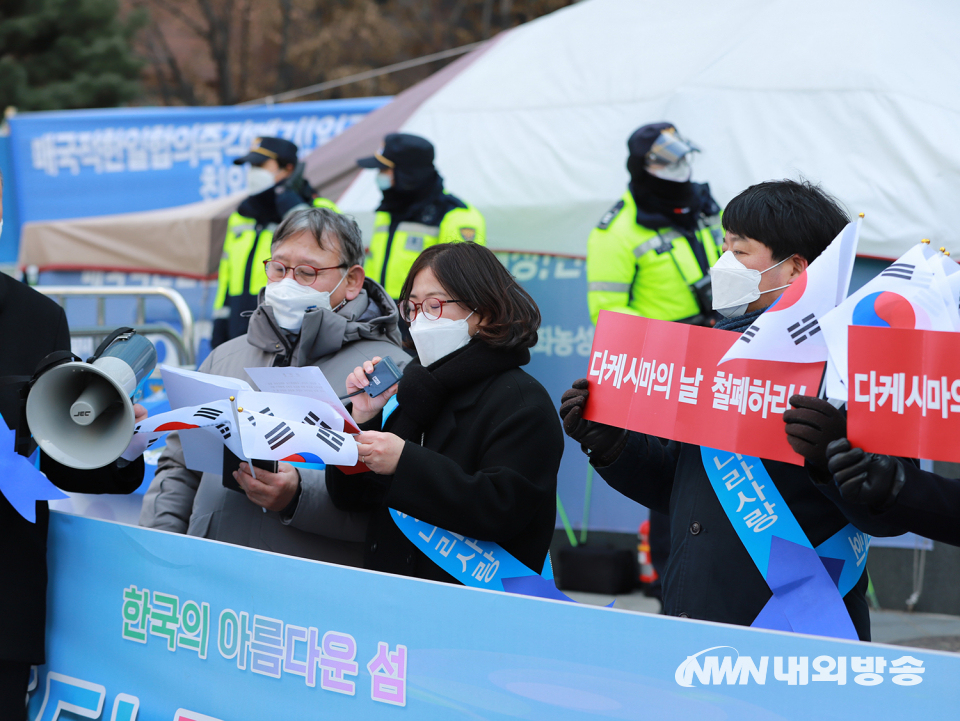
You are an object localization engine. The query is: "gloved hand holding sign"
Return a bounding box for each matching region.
[558,378,628,467]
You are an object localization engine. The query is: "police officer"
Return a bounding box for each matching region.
[357,133,485,301]
[212,137,339,348]
[585,123,723,598]
[587,122,723,326]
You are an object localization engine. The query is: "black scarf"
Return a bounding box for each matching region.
[629,175,720,233]
[238,178,315,225]
[377,172,449,222]
[389,339,531,442]
[714,306,766,334]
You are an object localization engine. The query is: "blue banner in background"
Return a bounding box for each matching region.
[29,513,958,721]
[7,98,388,227]
[0,133,20,264]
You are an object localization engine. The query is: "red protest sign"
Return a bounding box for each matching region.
[847,325,960,463]
[582,312,825,465]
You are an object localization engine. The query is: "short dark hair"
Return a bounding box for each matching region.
[271,207,364,268]
[399,242,541,350]
[722,179,849,263]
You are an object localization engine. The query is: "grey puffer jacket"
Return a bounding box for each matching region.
[139,278,411,568]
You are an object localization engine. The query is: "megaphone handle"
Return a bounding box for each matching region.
[88,327,135,363]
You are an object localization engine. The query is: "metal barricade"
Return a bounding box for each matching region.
[37,286,196,367]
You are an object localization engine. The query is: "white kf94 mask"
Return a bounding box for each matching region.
[710,251,794,318]
[409,311,475,368]
[264,274,346,332]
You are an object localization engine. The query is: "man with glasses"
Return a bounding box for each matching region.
[212,137,340,348]
[141,208,410,568]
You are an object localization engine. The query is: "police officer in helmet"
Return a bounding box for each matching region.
[212,137,339,348]
[584,123,723,600]
[358,133,486,302]
[587,122,723,327]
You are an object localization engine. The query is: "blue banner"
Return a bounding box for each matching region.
[0,134,21,263]
[29,512,959,720]
[7,98,388,226]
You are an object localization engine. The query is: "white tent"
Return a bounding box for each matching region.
[319,0,960,260]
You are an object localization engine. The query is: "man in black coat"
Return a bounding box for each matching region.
[560,180,902,641]
[0,208,145,715]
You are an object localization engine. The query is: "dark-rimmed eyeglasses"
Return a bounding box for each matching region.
[263,259,346,286]
[400,298,465,322]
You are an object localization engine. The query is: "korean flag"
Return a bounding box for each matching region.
[719,217,861,366]
[820,241,960,402]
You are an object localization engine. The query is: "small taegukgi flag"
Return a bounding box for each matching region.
[238,410,357,467]
[719,217,861,366]
[132,393,358,468]
[820,241,960,402]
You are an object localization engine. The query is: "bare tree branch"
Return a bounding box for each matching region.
[150,0,208,38]
[481,0,494,39]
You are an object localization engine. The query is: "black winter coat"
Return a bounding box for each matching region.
[326,362,563,582]
[595,432,904,641]
[0,274,143,664]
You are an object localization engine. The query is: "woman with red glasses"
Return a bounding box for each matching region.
[325,242,563,584]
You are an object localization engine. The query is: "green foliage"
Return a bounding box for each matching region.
[0,0,145,111]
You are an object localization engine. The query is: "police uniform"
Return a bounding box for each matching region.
[586,122,723,327]
[357,133,485,299]
[587,189,723,324]
[365,198,485,299]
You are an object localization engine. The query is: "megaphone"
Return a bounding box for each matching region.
[26,329,157,469]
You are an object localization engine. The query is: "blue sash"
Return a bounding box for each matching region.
[383,398,582,603]
[701,447,868,640]
[390,510,579,602]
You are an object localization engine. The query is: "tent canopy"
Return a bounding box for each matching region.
[311,0,960,260]
[19,193,240,277]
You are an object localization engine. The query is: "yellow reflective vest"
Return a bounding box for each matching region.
[213,196,339,343]
[586,191,723,325]
[364,199,486,299]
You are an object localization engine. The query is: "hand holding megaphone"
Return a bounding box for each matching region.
[26,328,157,469]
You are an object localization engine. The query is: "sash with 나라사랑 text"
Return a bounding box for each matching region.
[701,446,869,640]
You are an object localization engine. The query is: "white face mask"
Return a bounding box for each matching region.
[710,251,794,318]
[648,155,693,183]
[247,166,277,196]
[263,274,346,332]
[376,172,393,191]
[409,310,475,368]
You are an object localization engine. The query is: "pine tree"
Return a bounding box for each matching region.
[0,0,145,111]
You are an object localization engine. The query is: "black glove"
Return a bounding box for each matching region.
[783,395,847,471]
[558,378,628,466]
[826,438,906,511]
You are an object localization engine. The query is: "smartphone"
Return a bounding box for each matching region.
[222,447,279,493]
[364,356,403,397]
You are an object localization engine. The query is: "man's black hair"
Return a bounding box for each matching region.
[722,179,849,262]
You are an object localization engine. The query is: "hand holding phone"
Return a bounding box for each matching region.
[344,356,402,425]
